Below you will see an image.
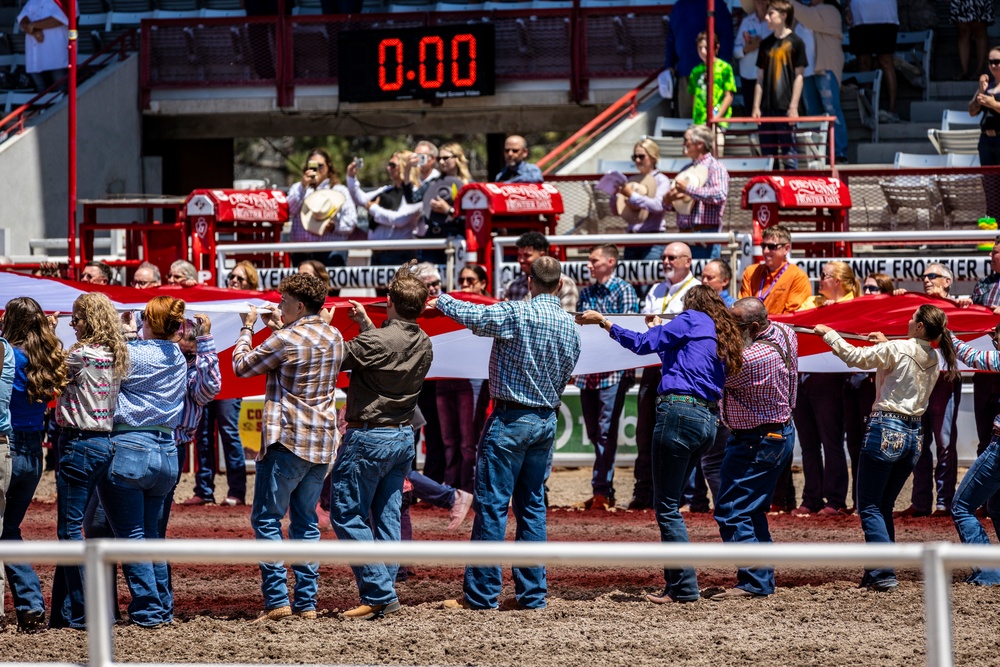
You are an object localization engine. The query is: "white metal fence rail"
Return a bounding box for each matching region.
[3,539,1000,667]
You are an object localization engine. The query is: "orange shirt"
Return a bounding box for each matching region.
[739,262,813,315]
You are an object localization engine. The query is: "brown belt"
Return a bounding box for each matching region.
[346,421,411,430]
[985,129,998,137]
[0,434,8,445]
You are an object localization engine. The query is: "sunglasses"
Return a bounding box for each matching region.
[862,284,880,293]
[132,279,156,287]
[459,276,479,284]
[821,274,836,280]
[387,162,398,168]
[922,273,944,280]
[662,254,689,261]
[70,315,84,325]
[426,280,441,288]
[439,155,456,161]
[761,242,788,251]
[503,148,522,153]
[228,274,247,283]
[631,154,648,161]
[990,59,1000,66]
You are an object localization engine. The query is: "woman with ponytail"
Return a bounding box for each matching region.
[100,295,187,628]
[814,304,958,592]
[50,292,129,629]
[1,297,68,632]
[576,284,742,603]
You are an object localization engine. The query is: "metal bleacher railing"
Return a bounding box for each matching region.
[0,29,138,145]
[139,3,671,107]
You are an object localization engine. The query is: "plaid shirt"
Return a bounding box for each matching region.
[574,276,639,389]
[670,152,729,232]
[173,336,222,447]
[953,336,1000,429]
[233,314,344,464]
[503,271,580,313]
[437,293,581,409]
[973,273,1000,308]
[723,321,798,429]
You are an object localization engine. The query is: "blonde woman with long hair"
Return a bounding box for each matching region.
[50,292,129,629]
[1,296,69,632]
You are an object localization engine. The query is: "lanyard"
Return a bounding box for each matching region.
[756,262,789,303]
[661,275,696,313]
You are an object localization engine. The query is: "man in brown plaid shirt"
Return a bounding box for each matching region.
[234,273,344,622]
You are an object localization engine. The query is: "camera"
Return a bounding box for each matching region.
[306,161,320,172]
[353,156,364,171]
[418,154,428,166]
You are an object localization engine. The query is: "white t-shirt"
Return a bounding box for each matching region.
[642,274,699,315]
[850,0,899,27]
[734,13,771,81]
[17,0,69,74]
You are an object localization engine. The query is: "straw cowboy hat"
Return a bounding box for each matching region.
[672,163,710,215]
[614,171,660,226]
[301,189,347,236]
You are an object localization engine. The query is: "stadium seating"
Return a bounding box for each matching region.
[927,128,980,155]
[941,109,982,131]
[894,152,948,169]
[719,156,774,171]
[842,69,881,143]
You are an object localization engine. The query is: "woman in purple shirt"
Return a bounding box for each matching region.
[577,285,743,603]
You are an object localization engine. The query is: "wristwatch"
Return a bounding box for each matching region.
[599,319,611,330]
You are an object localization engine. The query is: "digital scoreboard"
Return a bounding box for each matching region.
[337,23,496,103]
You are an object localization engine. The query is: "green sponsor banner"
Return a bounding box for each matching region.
[555,386,639,455]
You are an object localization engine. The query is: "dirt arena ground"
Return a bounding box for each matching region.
[4,466,1000,666]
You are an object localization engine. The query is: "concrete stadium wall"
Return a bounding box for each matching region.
[0,55,144,257]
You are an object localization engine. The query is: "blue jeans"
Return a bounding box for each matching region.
[912,378,961,512]
[407,469,455,508]
[801,70,849,158]
[330,426,413,606]
[251,444,327,612]
[51,429,114,629]
[581,379,631,500]
[652,400,717,601]
[194,399,246,502]
[952,435,1000,585]
[714,422,794,596]
[464,406,555,610]
[2,430,45,625]
[857,413,922,587]
[759,120,798,170]
[0,438,10,617]
[99,430,178,627]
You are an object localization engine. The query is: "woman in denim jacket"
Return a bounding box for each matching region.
[50,292,130,629]
[99,295,187,628]
[1,297,68,632]
[814,304,958,591]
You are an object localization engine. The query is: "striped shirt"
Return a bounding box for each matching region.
[56,344,121,432]
[233,314,344,465]
[669,152,729,232]
[953,335,1000,428]
[115,339,188,430]
[575,275,639,389]
[437,293,581,409]
[723,321,798,429]
[173,336,222,447]
[973,273,1000,308]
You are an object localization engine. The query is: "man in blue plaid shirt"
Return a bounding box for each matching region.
[435,256,581,611]
[575,244,639,510]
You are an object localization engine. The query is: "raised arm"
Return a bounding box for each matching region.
[436,293,518,340]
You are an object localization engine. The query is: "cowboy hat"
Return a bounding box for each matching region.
[614,171,660,227]
[672,164,710,215]
[301,188,347,237]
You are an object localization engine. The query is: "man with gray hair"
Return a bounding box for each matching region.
[710,297,796,600]
[132,261,161,288]
[167,260,199,286]
[405,140,442,203]
[663,124,730,259]
[435,255,581,611]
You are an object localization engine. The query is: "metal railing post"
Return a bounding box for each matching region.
[445,239,455,292]
[85,540,114,667]
[924,543,953,667]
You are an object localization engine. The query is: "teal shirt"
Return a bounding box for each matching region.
[688,59,737,126]
[0,337,14,435]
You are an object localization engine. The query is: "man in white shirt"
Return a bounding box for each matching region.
[17,0,68,93]
[734,0,771,114]
[628,242,699,510]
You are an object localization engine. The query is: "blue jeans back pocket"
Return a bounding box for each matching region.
[754,434,787,468]
[109,442,151,483]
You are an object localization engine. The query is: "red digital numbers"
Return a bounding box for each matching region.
[378,38,404,91]
[377,34,478,92]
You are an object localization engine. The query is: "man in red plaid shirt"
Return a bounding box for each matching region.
[709,297,797,600]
